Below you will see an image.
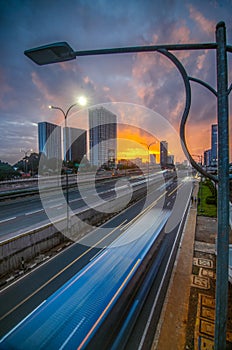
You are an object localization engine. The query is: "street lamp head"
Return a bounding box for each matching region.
[24,42,76,65]
[77,95,87,106]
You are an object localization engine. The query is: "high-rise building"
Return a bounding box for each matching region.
[167,154,174,165]
[89,107,117,167]
[64,127,87,163]
[160,141,168,167]
[204,149,211,167]
[38,122,62,160]
[211,124,218,166]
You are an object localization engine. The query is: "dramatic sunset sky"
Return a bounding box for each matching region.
[0,0,232,164]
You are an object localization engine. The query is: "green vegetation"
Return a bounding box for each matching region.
[197,179,217,217]
[0,161,20,180]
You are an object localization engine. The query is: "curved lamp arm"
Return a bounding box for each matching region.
[157,49,218,182]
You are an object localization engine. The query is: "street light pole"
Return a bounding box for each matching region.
[49,99,86,234]
[20,149,32,174]
[215,22,229,348]
[141,141,157,187]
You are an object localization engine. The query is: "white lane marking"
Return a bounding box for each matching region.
[90,246,106,261]
[49,204,64,209]
[0,300,47,343]
[59,317,86,350]
[119,219,128,230]
[25,209,44,216]
[69,197,87,203]
[0,216,17,224]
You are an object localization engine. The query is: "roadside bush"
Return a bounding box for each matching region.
[206,195,217,205]
[204,179,217,197]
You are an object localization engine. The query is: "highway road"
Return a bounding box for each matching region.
[0,177,117,239]
[0,173,164,241]
[0,173,192,347]
[124,177,192,350]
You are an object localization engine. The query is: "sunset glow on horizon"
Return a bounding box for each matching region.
[0,2,231,165]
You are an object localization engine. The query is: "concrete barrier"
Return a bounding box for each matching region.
[0,184,147,275]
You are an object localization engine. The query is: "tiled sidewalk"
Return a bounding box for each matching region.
[152,179,232,349]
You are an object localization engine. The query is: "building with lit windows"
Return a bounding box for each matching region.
[211,124,218,166]
[204,149,211,167]
[63,127,87,163]
[38,121,62,160]
[160,141,168,167]
[89,107,117,167]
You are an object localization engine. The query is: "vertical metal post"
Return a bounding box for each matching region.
[64,115,70,233]
[215,21,229,350]
[147,149,150,187]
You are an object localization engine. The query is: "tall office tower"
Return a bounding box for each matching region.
[211,124,218,166]
[64,127,87,163]
[89,107,117,167]
[204,149,211,167]
[167,154,174,165]
[38,122,62,160]
[160,141,168,167]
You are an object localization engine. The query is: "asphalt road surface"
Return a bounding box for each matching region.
[0,174,192,342]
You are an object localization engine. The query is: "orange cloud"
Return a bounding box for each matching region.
[57,61,76,72]
[189,5,214,34]
[83,76,92,84]
[196,51,208,70]
[130,22,193,105]
[117,124,159,162]
[31,71,56,102]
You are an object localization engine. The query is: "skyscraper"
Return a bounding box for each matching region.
[160,141,168,167]
[38,122,62,160]
[89,107,117,167]
[211,124,218,166]
[64,127,87,163]
[167,154,174,165]
[204,149,211,167]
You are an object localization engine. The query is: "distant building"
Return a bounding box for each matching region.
[117,159,128,168]
[150,154,156,164]
[160,141,168,167]
[211,124,218,166]
[131,158,143,167]
[38,122,62,160]
[64,127,87,163]
[89,107,117,167]
[204,149,211,167]
[167,154,174,165]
